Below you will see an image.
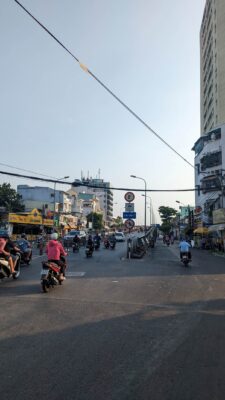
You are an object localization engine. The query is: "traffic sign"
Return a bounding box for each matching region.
[124,192,135,202]
[125,203,134,212]
[123,212,136,219]
[124,219,135,229]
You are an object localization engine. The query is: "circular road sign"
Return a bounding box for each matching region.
[124,219,135,229]
[124,192,135,203]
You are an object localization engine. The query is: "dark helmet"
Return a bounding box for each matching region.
[21,233,27,239]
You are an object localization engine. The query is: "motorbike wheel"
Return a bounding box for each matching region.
[42,280,49,293]
[13,260,21,279]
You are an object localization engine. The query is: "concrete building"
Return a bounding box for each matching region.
[72,178,113,224]
[192,123,225,225]
[200,0,225,134]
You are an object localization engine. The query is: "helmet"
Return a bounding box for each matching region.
[21,233,27,239]
[51,232,58,240]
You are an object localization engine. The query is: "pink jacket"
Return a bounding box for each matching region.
[46,240,67,260]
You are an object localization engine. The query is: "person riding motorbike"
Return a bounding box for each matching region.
[179,238,192,260]
[93,232,101,249]
[45,233,67,280]
[109,233,116,248]
[0,233,20,274]
[20,233,32,262]
[86,234,94,251]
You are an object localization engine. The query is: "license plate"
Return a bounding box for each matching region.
[40,269,48,275]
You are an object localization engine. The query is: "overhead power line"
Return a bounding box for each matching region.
[14,0,194,170]
[0,169,221,193]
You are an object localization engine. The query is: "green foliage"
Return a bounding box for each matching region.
[86,212,104,230]
[158,206,177,223]
[114,216,123,227]
[0,183,24,212]
[158,206,177,233]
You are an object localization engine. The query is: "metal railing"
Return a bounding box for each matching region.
[126,227,157,259]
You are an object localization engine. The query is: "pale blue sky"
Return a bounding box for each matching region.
[0,0,205,223]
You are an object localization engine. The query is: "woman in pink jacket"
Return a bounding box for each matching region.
[46,233,67,279]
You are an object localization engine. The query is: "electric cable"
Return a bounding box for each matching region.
[0,169,222,193]
[14,0,194,170]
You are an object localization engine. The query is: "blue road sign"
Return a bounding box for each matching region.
[123,212,136,219]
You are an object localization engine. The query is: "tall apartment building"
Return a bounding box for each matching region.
[200,0,225,134]
[72,177,113,224]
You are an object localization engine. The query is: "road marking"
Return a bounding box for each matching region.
[66,272,86,277]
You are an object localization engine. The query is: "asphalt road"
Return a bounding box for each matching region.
[1,240,225,400]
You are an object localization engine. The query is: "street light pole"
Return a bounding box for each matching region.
[53,176,70,227]
[142,194,152,226]
[130,175,147,234]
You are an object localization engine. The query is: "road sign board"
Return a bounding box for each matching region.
[123,212,136,219]
[124,192,135,202]
[124,219,135,229]
[125,203,134,212]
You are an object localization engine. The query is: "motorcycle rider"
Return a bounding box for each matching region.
[109,233,116,248]
[20,233,32,262]
[86,234,94,251]
[179,238,192,260]
[0,233,20,274]
[93,232,101,249]
[46,232,67,280]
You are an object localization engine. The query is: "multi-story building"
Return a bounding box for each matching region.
[200,0,225,134]
[192,123,225,225]
[72,177,113,224]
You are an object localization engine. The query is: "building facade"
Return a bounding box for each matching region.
[192,123,225,225]
[200,0,225,134]
[72,178,113,224]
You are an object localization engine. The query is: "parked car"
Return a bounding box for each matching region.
[115,232,126,242]
[63,230,86,246]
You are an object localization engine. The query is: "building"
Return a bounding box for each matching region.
[17,185,77,230]
[72,178,113,224]
[192,123,225,225]
[200,0,225,134]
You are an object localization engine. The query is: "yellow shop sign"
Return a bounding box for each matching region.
[9,208,53,226]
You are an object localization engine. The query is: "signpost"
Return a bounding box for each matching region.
[123,212,136,219]
[125,203,134,212]
[124,219,135,229]
[124,192,135,203]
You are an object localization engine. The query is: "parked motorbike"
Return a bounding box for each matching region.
[0,252,21,280]
[181,252,191,267]
[40,257,66,293]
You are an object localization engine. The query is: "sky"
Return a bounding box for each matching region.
[0,0,206,224]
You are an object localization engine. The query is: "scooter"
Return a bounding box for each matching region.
[85,244,94,258]
[181,252,191,267]
[72,242,80,253]
[0,253,21,280]
[94,239,100,251]
[109,241,116,250]
[40,257,66,293]
[104,239,110,249]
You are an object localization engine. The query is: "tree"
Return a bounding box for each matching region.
[86,212,104,230]
[0,183,24,212]
[158,206,177,234]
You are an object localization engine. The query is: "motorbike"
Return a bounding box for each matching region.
[72,242,80,253]
[0,252,21,280]
[109,240,116,250]
[15,239,32,265]
[104,239,110,249]
[181,252,191,267]
[40,257,66,293]
[85,244,94,258]
[94,239,100,251]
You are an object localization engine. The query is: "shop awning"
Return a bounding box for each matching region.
[208,224,225,232]
[193,227,209,234]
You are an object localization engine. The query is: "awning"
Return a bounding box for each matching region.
[208,224,225,232]
[193,227,209,234]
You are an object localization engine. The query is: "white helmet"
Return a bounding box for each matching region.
[51,232,58,240]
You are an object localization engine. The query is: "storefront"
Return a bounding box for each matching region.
[8,208,53,240]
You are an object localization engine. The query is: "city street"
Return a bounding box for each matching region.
[1,240,225,400]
